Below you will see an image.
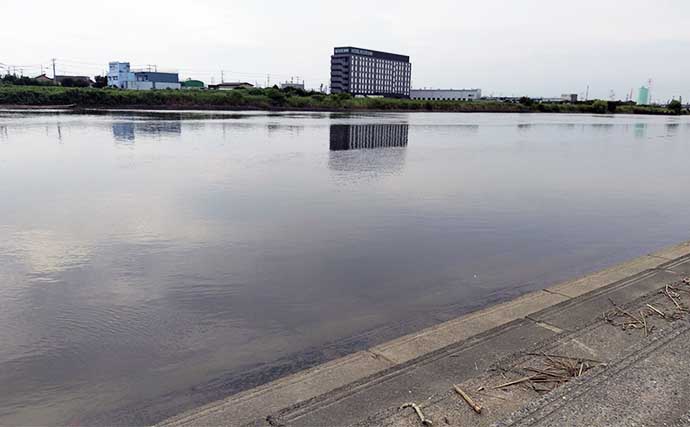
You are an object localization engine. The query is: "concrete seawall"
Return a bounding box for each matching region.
[158,240,690,427]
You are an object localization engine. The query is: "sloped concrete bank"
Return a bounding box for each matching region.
[158,241,690,427]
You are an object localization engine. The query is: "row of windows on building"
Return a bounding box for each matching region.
[349,56,410,94]
[414,96,477,101]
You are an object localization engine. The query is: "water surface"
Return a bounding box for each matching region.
[1,110,689,425]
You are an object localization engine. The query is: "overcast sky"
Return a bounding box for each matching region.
[2,0,688,101]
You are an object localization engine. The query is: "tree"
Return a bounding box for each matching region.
[592,100,608,114]
[60,77,90,88]
[1,74,46,86]
[518,96,533,106]
[668,100,682,115]
[93,75,108,88]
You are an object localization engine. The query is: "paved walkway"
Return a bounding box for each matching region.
[159,242,690,427]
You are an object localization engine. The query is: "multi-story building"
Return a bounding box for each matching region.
[108,62,181,90]
[330,47,411,98]
[638,86,650,105]
[410,89,481,101]
[108,62,135,88]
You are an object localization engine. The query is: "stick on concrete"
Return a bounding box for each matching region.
[453,384,482,414]
[400,402,433,426]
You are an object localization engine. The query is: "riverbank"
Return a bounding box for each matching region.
[159,240,690,426]
[0,85,683,115]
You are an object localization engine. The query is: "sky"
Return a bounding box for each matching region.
[1,0,688,101]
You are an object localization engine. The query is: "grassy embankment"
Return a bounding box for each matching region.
[0,85,683,115]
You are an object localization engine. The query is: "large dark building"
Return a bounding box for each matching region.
[330,47,411,98]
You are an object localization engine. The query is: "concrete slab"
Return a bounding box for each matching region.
[650,240,690,262]
[284,319,556,427]
[157,240,690,427]
[159,351,392,427]
[497,322,690,427]
[532,269,678,331]
[359,291,690,427]
[546,255,668,299]
[370,291,567,365]
[660,254,690,275]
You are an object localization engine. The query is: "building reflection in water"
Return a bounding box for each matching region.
[328,124,409,180]
[112,120,182,143]
[329,123,409,151]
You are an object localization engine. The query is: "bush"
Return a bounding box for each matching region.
[519,96,534,106]
[60,78,90,88]
[668,100,682,115]
[592,100,608,114]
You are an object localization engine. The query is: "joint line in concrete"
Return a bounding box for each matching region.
[525,316,566,334]
[366,350,397,366]
[648,254,674,262]
[542,288,571,299]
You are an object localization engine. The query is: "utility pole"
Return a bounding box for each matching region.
[51,58,57,85]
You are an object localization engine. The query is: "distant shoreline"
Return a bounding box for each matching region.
[0,85,685,115]
[1,105,682,116]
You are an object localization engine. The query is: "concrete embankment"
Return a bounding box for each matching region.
[158,240,690,427]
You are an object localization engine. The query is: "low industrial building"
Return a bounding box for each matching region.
[208,82,255,90]
[410,89,481,101]
[181,79,205,89]
[107,62,181,90]
[561,93,578,103]
[280,81,305,90]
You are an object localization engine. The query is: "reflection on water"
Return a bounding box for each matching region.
[329,124,409,150]
[634,123,647,138]
[112,121,182,142]
[666,123,680,136]
[328,124,409,179]
[0,111,690,426]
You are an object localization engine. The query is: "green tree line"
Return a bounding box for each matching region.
[0,84,685,115]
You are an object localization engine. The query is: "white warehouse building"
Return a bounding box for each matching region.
[108,62,181,90]
[410,88,482,101]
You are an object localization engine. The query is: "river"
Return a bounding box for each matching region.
[1,110,689,425]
